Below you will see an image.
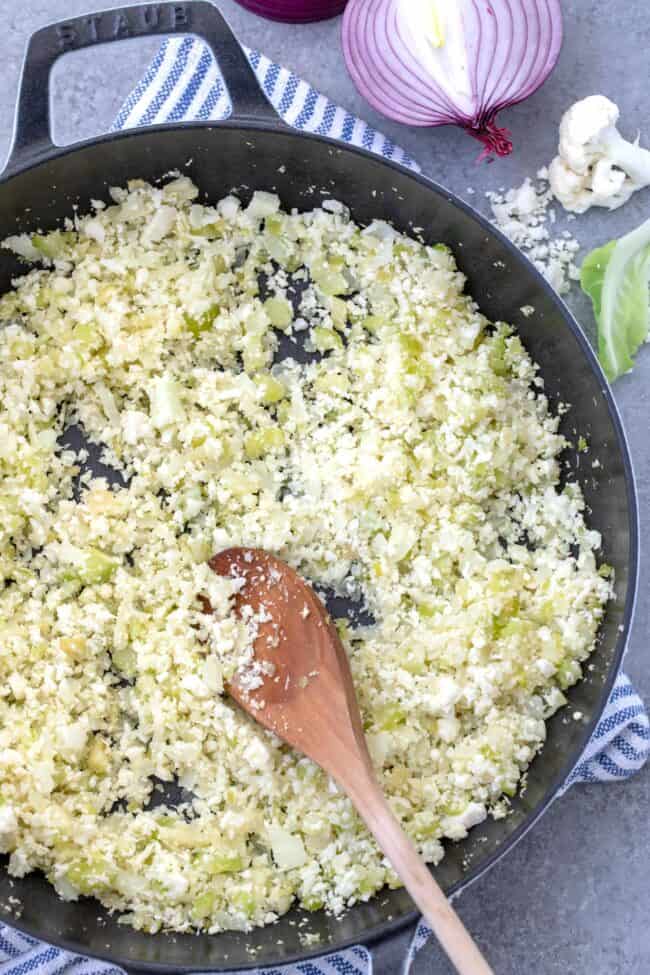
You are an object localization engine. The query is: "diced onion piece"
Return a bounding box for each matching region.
[267,826,307,870]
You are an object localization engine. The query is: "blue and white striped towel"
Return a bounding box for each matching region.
[2,34,648,975]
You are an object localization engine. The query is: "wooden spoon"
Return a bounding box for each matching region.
[209,547,493,975]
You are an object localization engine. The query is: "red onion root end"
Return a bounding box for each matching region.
[467,120,514,162]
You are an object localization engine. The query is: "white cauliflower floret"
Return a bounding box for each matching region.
[549,95,650,212]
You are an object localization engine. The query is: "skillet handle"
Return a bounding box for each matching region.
[5,1,281,175]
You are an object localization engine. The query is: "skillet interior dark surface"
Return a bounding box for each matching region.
[0,124,636,971]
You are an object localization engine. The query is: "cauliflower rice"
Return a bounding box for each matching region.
[0,177,610,933]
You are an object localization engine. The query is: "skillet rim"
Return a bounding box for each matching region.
[0,118,639,971]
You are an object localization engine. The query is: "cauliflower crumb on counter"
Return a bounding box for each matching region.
[0,178,610,933]
[487,173,580,294]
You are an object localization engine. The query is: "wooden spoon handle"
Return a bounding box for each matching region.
[344,770,494,975]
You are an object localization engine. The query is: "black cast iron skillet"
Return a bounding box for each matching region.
[0,2,639,970]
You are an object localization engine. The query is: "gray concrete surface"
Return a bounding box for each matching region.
[0,1,648,972]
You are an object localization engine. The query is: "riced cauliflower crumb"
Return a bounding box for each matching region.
[487,171,581,294]
[0,177,610,934]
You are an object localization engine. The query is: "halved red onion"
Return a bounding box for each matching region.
[234,0,347,22]
[342,0,563,158]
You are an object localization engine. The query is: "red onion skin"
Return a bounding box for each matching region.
[233,0,347,22]
[342,0,563,159]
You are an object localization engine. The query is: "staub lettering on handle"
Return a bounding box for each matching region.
[55,4,191,51]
